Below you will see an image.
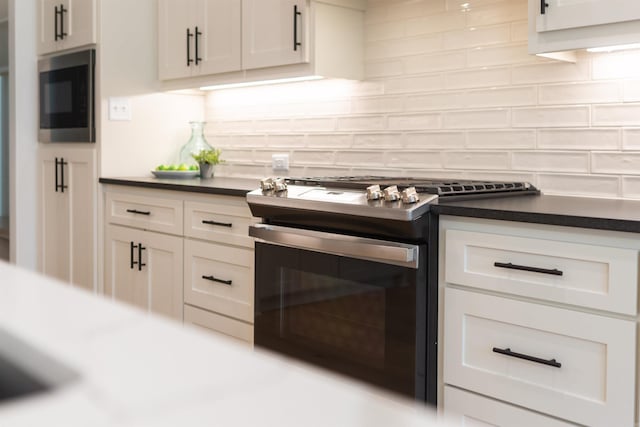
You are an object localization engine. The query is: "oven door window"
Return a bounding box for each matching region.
[39,65,89,129]
[254,241,424,398]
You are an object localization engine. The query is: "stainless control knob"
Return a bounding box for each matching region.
[273,177,288,192]
[366,184,383,201]
[260,178,274,192]
[383,185,401,202]
[401,187,420,204]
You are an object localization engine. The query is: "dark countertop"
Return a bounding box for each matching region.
[433,193,640,233]
[99,176,258,197]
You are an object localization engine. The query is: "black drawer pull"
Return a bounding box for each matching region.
[202,220,232,228]
[202,275,232,285]
[493,347,561,368]
[494,262,563,276]
[540,0,549,14]
[126,209,151,216]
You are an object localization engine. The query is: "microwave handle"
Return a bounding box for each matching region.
[249,223,420,269]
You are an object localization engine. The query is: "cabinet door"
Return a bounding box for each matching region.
[40,147,95,291]
[242,0,307,70]
[158,0,198,80]
[194,0,242,76]
[38,0,96,55]
[536,0,640,33]
[104,225,183,321]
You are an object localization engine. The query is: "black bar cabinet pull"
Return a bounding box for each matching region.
[202,275,232,285]
[202,220,232,228]
[293,5,301,51]
[126,209,151,216]
[54,5,60,40]
[494,262,563,276]
[493,347,561,368]
[130,242,137,269]
[195,26,202,65]
[59,4,67,39]
[59,158,68,193]
[187,28,194,66]
[540,0,549,14]
[54,158,60,192]
[138,244,146,271]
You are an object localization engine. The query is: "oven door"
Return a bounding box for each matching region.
[250,224,427,400]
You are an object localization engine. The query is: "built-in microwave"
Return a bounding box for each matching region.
[38,49,95,143]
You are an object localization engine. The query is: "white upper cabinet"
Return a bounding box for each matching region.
[38,0,96,55]
[158,0,364,88]
[242,0,306,70]
[529,0,640,55]
[158,0,242,80]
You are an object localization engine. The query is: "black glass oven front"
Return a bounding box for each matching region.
[38,49,95,143]
[253,239,427,400]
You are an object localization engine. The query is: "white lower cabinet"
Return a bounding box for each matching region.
[104,224,183,320]
[444,386,578,427]
[440,216,640,427]
[184,304,253,344]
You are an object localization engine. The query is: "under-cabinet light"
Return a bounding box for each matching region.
[587,43,640,53]
[200,75,324,91]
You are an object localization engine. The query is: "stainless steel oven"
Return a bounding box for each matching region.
[38,49,95,143]
[247,176,539,405]
[250,224,428,400]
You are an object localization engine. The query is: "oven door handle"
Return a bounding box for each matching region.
[249,224,420,269]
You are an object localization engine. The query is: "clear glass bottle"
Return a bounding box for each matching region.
[178,121,213,166]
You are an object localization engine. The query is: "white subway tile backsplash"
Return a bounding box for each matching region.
[442,25,510,51]
[445,67,511,89]
[467,130,535,149]
[623,129,640,150]
[386,151,444,168]
[443,109,510,129]
[538,129,620,150]
[388,113,442,130]
[592,152,640,175]
[404,132,466,149]
[512,60,589,84]
[404,51,467,74]
[203,1,640,199]
[512,106,590,128]
[443,151,510,169]
[539,82,621,105]
[512,151,590,172]
[537,174,620,198]
[593,104,640,126]
[352,96,405,114]
[467,44,536,67]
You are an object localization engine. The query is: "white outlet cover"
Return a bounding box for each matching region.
[272,154,289,171]
[109,97,132,121]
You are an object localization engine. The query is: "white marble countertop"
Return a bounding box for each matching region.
[0,262,439,426]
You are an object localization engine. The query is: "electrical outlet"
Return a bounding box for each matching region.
[272,154,290,171]
[109,97,132,121]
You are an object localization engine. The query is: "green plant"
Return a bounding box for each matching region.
[191,148,222,165]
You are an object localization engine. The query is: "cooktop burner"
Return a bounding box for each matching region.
[285,176,539,197]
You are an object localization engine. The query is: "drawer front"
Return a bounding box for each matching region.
[106,192,183,235]
[444,386,578,427]
[184,239,254,323]
[445,229,638,315]
[184,304,253,344]
[443,288,635,427]
[184,199,256,248]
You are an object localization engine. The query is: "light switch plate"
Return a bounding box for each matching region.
[109,97,132,121]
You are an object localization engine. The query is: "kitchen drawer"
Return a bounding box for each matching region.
[184,239,254,323]
[443,288,635,427]
[445,228,638,315]
[184,199,256,248]
[184,304,253,344]
[106,191,183,235]
[443,386,578,427]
